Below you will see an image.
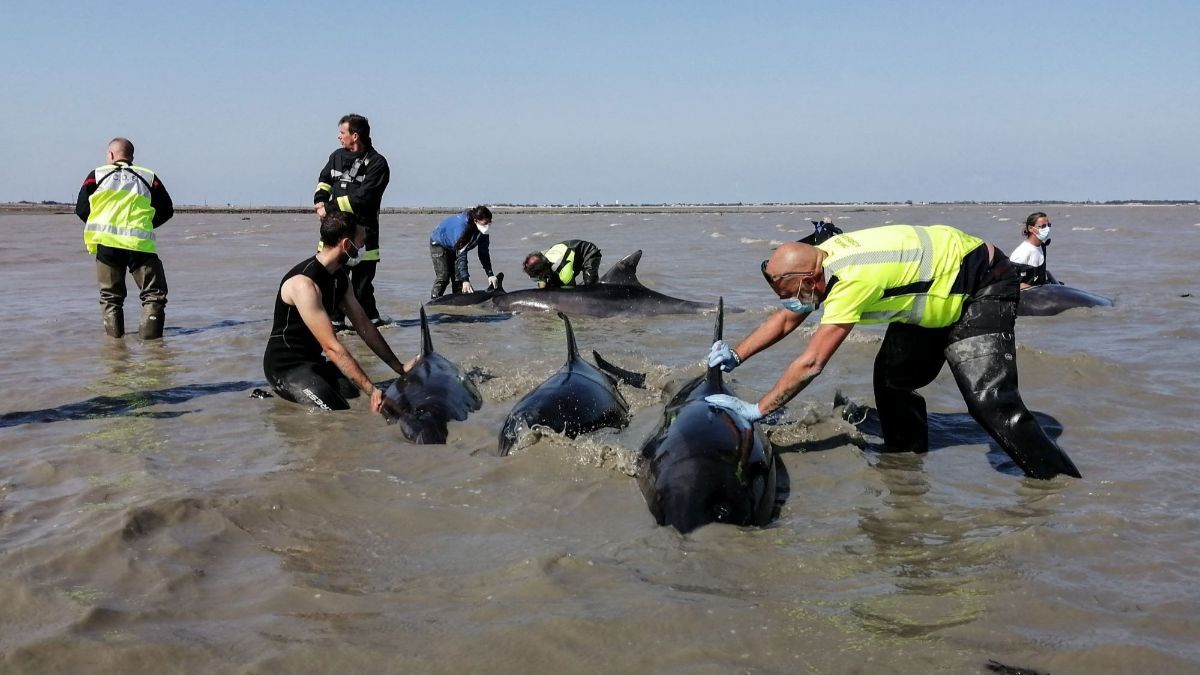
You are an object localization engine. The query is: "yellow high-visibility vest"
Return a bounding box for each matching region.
[816,225,985,327]
[83,163,158,255]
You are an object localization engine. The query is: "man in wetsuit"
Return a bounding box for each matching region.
[522,239,603,288]
[705,224,1081,480]
[75,137,174,339]
[313,113,390,327]
[264,212,410,413]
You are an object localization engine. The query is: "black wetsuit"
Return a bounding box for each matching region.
[263,257,358,410]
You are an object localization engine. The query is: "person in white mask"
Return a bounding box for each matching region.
[705,225,1081,481]
[429,205,498,298]
[1009,211,1061,288]
[263,212,412,413]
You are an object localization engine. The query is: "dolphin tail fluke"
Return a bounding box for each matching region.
[593,351,646,389]
[557,311,579,362]
[706,297,725,389]
[419,305,434,356]
[599,250,644,286]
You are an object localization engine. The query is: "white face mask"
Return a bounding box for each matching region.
[476,222,491,235]
[1035,226,1051,243]
[345,240,364,267]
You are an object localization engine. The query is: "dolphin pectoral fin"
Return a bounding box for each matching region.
[592,350,646,388]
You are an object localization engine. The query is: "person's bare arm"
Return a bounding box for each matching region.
[341,291,411,377]
[733,308,809,362]
[281,275,384,412]
[757,323,854,414]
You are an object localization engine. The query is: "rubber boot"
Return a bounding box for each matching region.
[139,302,165,340]
[102,306,125,338]
[945,333,1081,479]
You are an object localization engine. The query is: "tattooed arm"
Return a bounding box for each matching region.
[756,323,854,415]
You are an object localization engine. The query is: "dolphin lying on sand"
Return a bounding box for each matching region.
[497,311,645,456]
[491,250,721,318]
[383,306,483,443]
[637,298,778,534]
[426,273,507,307]
[1017,284,1113,316]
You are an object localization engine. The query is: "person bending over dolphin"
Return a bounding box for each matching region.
[263,212,413,414]
[523,239,603,288]
[705,225,1081,480]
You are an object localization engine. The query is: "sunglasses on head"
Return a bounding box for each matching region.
[761,259,818,285]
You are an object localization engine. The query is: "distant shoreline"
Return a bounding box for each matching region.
[3,201,1197,216]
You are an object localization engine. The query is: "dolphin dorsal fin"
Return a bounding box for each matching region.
[419,305,434,356]
[557,311,580,362]
[706,297,724,389]
[492,272,505,292]
[599,250,644,286]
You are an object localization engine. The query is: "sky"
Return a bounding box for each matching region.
[3,1,1198,206]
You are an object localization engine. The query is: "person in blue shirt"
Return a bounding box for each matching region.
[429,205,496,298]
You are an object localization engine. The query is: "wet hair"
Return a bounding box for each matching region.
[1024,211,1047,236]
[319,211,361,247]
[523,252,551,278]
[468,205,493,223]
[339,114,371,142]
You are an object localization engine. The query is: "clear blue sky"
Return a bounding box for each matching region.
[4,1,1197,205]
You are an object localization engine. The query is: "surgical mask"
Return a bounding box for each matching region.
[1035,226,1051,243]
[781,285,819,314]
[345,240,364,267]
[476,222,491,235]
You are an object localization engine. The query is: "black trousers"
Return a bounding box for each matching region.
[430,241,459,298]
[872,290,1080,479]
[266,361,360,411]
[330,260,379,322]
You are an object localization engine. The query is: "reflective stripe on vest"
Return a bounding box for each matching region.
[83,164,158,255]
[817,225,982,327]
[545,243,577,286]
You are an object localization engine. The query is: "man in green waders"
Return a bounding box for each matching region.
[75,137,174,339]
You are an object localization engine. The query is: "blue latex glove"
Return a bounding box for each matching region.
[707,340,742,372]
[704,394,763,426]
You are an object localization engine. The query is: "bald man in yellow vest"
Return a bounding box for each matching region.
[706,224,1081,481]
[75,137,174,339]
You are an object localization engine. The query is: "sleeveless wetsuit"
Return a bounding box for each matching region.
[263,257,358,410]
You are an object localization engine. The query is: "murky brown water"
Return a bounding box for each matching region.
[2,205,1198,673]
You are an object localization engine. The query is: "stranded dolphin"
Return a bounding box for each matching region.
[1017,284,1114,317]
[383,306,483,443]
[637,298,778,534]
[426,272,507,308]
[490,250,721,318]
[497,311,645,456]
